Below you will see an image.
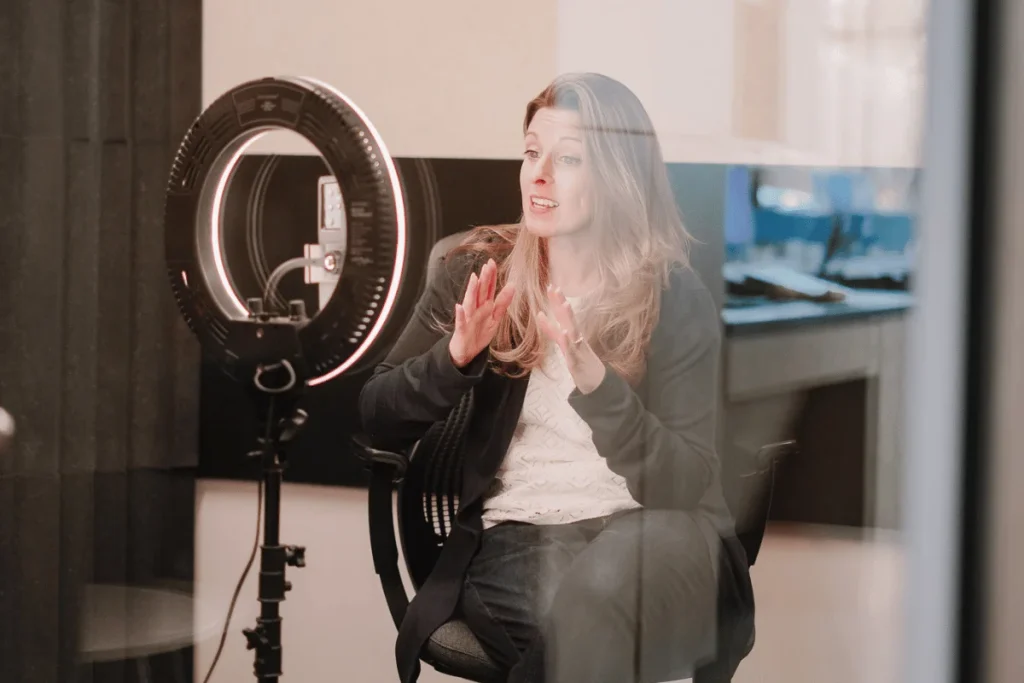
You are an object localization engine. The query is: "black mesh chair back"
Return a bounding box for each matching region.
[398,389,474,590]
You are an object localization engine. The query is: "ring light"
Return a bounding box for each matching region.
[163,76,411,682]
[165,75,408,385]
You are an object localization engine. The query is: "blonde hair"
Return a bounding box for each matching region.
[450,73,693,384]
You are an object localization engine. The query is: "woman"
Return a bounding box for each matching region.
[359,73,754,683]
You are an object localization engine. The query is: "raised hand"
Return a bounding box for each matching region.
[448,258,515,368]
[536,285,607,394]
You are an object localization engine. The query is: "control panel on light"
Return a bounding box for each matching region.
[305,176,347,310]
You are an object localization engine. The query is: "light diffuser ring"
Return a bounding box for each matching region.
[164,76,408,383]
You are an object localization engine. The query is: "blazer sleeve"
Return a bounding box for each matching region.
[567,270,722,509]
[358,251,489,449]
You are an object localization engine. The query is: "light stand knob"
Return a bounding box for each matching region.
[288,300,306,322]
[278,409,308,444]
[242,627,269,651]
[285,545,306,567]
[247,297,265,318]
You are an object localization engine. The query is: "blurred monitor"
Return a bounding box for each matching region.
[724,166,755,246]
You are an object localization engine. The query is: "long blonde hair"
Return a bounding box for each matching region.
[451,73,693,384]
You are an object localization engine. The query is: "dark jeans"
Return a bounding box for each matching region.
[460,509,722,683]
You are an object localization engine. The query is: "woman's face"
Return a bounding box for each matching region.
[520,107,593,238]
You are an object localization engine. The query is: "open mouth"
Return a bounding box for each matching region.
[531,196,559,209]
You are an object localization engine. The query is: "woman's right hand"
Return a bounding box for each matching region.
[448,258,515,368]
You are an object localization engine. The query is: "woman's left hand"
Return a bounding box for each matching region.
[537,285,607,394]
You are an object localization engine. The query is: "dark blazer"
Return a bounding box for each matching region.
[359,248,751,683]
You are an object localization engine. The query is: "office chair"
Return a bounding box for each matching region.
[354,233,795,682]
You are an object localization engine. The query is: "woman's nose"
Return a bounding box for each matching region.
[532,154,553,183]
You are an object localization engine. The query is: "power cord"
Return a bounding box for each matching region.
[262,257,319,314]
[201,478,264,683]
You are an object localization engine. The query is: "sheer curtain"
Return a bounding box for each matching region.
[0,0,202,680]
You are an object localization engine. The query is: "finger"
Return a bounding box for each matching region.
[476,261,493,309]
[485,260,497,302]
[492,283,515,322]
[463,272,479,318]
[476,299,495,323]
[547,285,579,340]
[474,265,487,309]
[536,311,567,351]
[536,311,554,340]
[454,303,467,331]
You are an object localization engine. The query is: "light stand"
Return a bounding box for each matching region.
[163,75,410,681]
[232,299,311,682]
[243,389,306,682]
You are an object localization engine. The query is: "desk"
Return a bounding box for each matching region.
[721,292,912,529]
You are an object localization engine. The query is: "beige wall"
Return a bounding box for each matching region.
[202,0,558,159]
[203,0,926,165]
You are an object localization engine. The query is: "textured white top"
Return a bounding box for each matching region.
[481,298,642,529]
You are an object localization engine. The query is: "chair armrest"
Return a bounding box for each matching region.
[753,439,797,473]
[731,439,796,567]
[352,433,409,480]
[352,433,413,630]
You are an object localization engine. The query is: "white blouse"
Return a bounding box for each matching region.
[481,299,641,529]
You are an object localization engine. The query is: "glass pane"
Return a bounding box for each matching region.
[5,1,972,682]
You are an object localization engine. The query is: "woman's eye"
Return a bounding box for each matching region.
[560,155,582,166]
[524,149,540,159]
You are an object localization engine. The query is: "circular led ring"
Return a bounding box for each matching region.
[165,76,408,384]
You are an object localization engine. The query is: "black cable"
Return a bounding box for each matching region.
[201,477,264,683]
[262,257,319,314]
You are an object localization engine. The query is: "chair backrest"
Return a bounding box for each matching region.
[426,231,471,284]
[393,231,474,587]
[397,390,474,589]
